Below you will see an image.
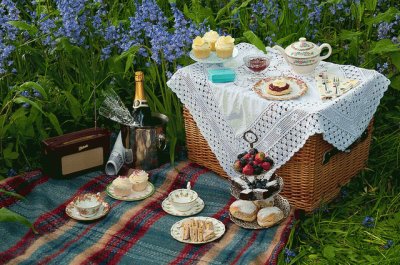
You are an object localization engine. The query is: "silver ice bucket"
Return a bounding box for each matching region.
[120,113,168,170]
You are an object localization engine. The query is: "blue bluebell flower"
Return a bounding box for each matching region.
[362,216,375,228]
[33,89,42,98]
[54,0,87,45]
[22,103,31,108]
[284,248,296,263]
[7,168,17,177]
[376,62,389,74]
[21,90,30,97]
[383,240,394,249]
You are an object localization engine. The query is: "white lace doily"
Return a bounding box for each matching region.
[167,43,390,178]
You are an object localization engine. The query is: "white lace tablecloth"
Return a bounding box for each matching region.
[167,43,390,178]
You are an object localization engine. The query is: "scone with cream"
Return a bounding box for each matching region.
[257,206,284,227]
[267,79,292,96]
[229,200,258,222]
[215,35,235,58]
[203,30,219,51]
[112,176,132,197]
[129,169,149,191]
[192,36,211,59]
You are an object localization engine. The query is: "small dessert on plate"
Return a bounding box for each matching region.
[192,36,211,59]
[253,197,274,208]
[112,176,132,197]
[256,206,284,227]
[266,79,292,96]
[203,30,219,51]
[229,200,258,222]
[215,35,235,59]
[129,169,149,192]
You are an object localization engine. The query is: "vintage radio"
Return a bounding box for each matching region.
[42,128,110,178]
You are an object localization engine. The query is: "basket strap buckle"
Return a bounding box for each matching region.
[322,129,369,165]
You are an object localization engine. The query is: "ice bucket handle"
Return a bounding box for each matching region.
[158,133,167,151]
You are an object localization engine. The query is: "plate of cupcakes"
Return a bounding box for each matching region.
[190,30,238,64]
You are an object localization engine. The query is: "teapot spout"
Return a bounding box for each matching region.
[273,45,288,62]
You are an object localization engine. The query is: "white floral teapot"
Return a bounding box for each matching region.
[273,37,332,74]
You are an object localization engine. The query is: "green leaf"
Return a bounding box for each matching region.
[0,189,25,200]
[56,37,83,54]
[365,0,377,11]
[390,52,400,70]
[215,0,235,21]
[13,97,45,115]
[323,245,336,259]
[369,39,400,54]
[275,33,297,46]
[115,45,140,62]
[62,91,82,120]
[231,0,252,15]
[243,31,266,52]
[365,7,399,26]
[7,21,38,35]
[3,146,19,160]
[390,75,400,91]
[0,208,37,234]
[18,82,48,100]
[125,54,135,75]
[46,113,63,135]
[339,30,363,41]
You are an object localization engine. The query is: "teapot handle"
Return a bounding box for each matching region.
[319,43,332,61]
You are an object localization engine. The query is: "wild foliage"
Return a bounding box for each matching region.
[0,1,399,262]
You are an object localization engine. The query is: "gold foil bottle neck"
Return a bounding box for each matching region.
[135,71,144,82]
[133,71,147,105]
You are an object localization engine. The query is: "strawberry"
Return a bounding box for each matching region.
[242,164,254,175]
[255,152,265,163]
[233,160,242,172]
[243,153,252,160]
[253,159,261,166]
[261,161,271,171]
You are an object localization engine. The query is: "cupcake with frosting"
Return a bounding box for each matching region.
[203,30,219,51]
[129,170,149,191]
[192,36,211,59]
[112,176,132,197]
[215,35,235,59]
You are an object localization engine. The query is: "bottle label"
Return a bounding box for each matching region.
[133,99,149,109]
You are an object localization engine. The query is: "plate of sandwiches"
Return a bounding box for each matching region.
[253,76,308,101]
[170,216,225,244]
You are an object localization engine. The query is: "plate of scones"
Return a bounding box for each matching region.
[229,195,290,229]
[171,217,225,244]
[253,76,308,101]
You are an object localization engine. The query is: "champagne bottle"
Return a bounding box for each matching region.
[132,71,152,126]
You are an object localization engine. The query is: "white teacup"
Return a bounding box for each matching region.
[73,193,103,217]
[168,185,198,212]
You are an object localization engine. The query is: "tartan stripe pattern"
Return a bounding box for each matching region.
[0,161,296,264]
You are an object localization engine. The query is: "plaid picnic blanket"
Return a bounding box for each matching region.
[0,161,297,265]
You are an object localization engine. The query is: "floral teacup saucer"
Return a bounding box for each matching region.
[65,201,110,221]
[162,196,204,217]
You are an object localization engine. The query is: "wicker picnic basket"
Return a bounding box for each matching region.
[183,107,373,212]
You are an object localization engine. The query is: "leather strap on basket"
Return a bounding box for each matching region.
[322,129,369,165]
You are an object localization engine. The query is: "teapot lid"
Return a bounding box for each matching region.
[286,37,319,59]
